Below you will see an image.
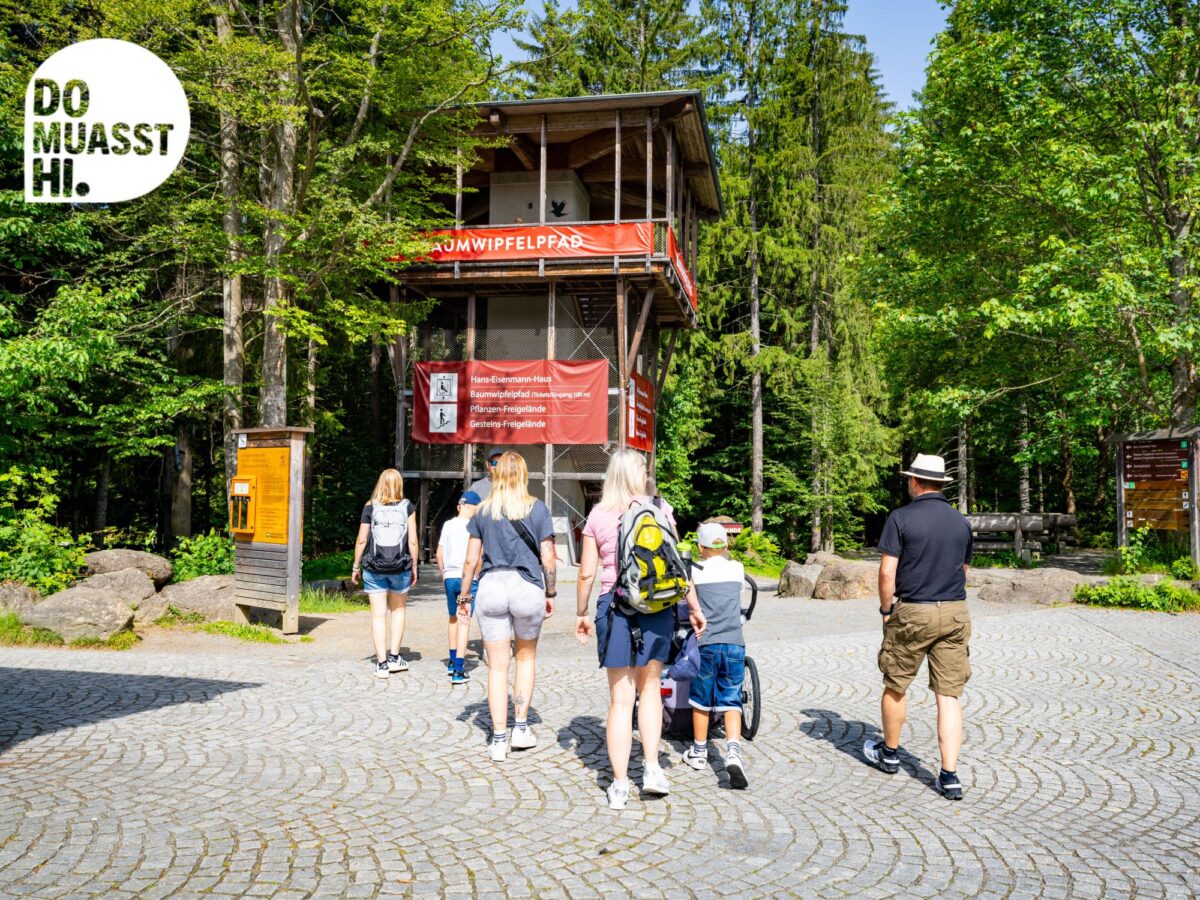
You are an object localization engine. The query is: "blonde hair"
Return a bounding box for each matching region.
[369,469,405,505]
[598,449,647,512]
[480,451,536,521]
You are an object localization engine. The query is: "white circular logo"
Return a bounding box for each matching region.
[24,39,190,204]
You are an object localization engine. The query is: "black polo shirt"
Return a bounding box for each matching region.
[877,492,972,601]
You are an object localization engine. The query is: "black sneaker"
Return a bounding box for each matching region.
[937,770,963,801]
[863,738,900,774]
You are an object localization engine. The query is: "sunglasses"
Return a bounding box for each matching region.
[489,458,499,466]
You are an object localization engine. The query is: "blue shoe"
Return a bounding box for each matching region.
[863,738,900,774]
[451,670,469,685]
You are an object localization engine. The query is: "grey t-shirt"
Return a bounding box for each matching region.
[467,499,553,589]
[691,555,746,646]
[468,476,492,501]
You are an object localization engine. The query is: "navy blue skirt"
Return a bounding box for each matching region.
[595,589,674,669]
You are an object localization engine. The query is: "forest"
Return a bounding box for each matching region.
[3,0,1200,587]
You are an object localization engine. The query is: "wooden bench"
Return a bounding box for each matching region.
[965,513,1078,563]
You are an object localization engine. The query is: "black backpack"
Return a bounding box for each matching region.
[362,500,413,574]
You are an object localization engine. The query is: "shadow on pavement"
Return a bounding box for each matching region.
[799,707,938,791]
[456,697,542,738]
[0,667,260,753]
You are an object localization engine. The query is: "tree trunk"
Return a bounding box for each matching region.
[1062,435,1077,516]
[260,0,302,427]
[217,12,244,485]
[370,337,384,448]
[305,337,318,426]
[1018,400,1031,514]
[93,456,110,542]
[1168,251,1197,427]
[957,422,969,513]
[808,13,825,552]
[747,4,763,534]
[170,424,193,543]
[1095,426,1109,508]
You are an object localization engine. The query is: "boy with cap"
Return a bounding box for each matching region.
[682,522,749,789]
[437,490,481,685]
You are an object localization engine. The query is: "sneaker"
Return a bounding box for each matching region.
[451,670,470,686]
[510,726,536,750]
[682,745,708,770]
[489,737,508,762]
[937,770,963,801]
[863,738,900,774]
[374,660,389,680]
[386,654,408,673]
[641,765,670,797]
[446,660,455,677]
[725,752,749,789]
[606,781,629,810]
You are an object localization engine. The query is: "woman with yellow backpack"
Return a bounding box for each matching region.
[574,449,707,810]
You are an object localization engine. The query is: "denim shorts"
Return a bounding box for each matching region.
[443,577,478,616]
[595,589,673,669]
[362,569,412,595]
[688,643,746,712]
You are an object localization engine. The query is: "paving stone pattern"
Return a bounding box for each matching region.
[1,601,1199,898]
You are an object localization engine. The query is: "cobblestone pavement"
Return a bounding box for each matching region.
[2,595,1199,899]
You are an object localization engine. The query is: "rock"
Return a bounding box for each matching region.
[805,552,878,600]
[23,586,133,641]
[965,567,1019,588]
[133,592,171,627]
[778,562,823,599]
[158,576,236,621]
[79,568,156,605]
[0,581,39,618]
[86,549,173,588]
[978,567,1089,606]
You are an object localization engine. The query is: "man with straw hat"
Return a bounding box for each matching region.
[863,453,974,801]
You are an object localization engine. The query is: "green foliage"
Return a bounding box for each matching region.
[70,631,140,651]
[0,468,86,594]
[729,529,784,574]
[1170,557,1198,581]
[302,551,355,583]
[171,530,235,582]
[196,621,287,644]
[300,588,369,614]
[1074,578,1200,614]
[154,606,206,626]
[655,360,708,517]
[0,612,63,647]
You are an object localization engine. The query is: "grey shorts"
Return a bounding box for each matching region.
[474,571,546,642]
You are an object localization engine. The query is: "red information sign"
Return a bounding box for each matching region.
[419,223,653,263]
[667,227,697,309]
[627,371,655,453]
[414,360,608,445]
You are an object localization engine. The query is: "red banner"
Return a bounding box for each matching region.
[667,228,697,309]
[421,223,653,263]
[627,372,656,453]
[414,360,609,445]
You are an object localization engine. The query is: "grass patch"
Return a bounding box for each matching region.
[1074,578,1200,613]
[70,631,140,651]
[154,605,206,626]
[0,611,63,647]
[196,621,287,644]
[299,635,314,643]
[300,587,368,614]
[302,551,354,582]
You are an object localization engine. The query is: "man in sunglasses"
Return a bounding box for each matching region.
[468,447,505,501]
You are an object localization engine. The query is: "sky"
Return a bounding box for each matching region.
[491,0,949,111]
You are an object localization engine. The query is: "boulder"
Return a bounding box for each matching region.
[133,591,171,627]
[85,549,173,588]
[158,575,236,621]
[778,562,823,599]
[965,567,1019,588]
[806,552,878,600]
[79,567,156,605]
[23,586,133,641]
[0,581,39,619]
[978,567,1090,606]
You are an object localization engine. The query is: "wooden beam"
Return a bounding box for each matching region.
[656,328,678,399]
[539,115,547,277]
[545,280,556,515]
[508,135,537,170]
[645,113,653,220]
[666,125,674,227]
[617,278,628,448]
[485,108,654,136]
[626,287,655,380]
[614,112,622,224]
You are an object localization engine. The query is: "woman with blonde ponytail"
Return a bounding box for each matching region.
[458,451,558,762]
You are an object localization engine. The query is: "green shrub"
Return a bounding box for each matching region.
[171,530,234,581]
[302,551,354,582]
[0,612,64,646]
[0,468,87,594]
[729,529,784,575]
[1170,557,1198,581]
[1074,577,1200,613]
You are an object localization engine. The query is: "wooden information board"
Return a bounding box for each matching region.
[1122,438,1190,532]
[234,447,291,543]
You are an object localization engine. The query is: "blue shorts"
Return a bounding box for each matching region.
[688,643,746,712]
[443,578,478,616]
[362,569,412,595]
[595,590,674,669]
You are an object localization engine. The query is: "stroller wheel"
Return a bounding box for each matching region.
[741,655,761,741]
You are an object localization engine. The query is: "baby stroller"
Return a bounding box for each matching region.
[637,565,761,741]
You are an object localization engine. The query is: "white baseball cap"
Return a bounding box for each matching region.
[697,522,729,548]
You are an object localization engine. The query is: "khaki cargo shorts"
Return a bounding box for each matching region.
[878,600,972,697]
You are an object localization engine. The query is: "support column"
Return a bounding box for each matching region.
[665,126,674,231]
[539,114,547,278]
[418,324,431,560]
[617,277,628,448]
[645,112,653,272]
[463,291,476,489]
[389,285,407,469]
[613,112,622,274]
[545,281,556,514]
[454,147,462,280]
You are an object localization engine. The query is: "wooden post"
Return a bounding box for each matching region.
[539,114,547,278]
[617,277,628,448]
[390,288,407,469]
[1116,440,1126,549]
[545,281,556,514]
[614,112,622,274]
[463,290,476,489]
[665,126,674,232]
[1190,439,1199,566]
[454,147,462,280]
[626,288,655,380]
[645,112,653,272]
[419,324,431,560]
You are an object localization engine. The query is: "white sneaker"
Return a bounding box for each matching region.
[641,765,670,797]
[606,781,629,810]
[510,726,537,750]
[373,661,389,679]
[725,752,749,789]
[386,654,408,673]
[682,745,708,770]
[489,738,508,762]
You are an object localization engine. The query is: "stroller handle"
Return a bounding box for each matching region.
[742,574,758,621]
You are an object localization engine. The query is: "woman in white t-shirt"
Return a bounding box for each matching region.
[574,450,706,809]
[437,490,480,685]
